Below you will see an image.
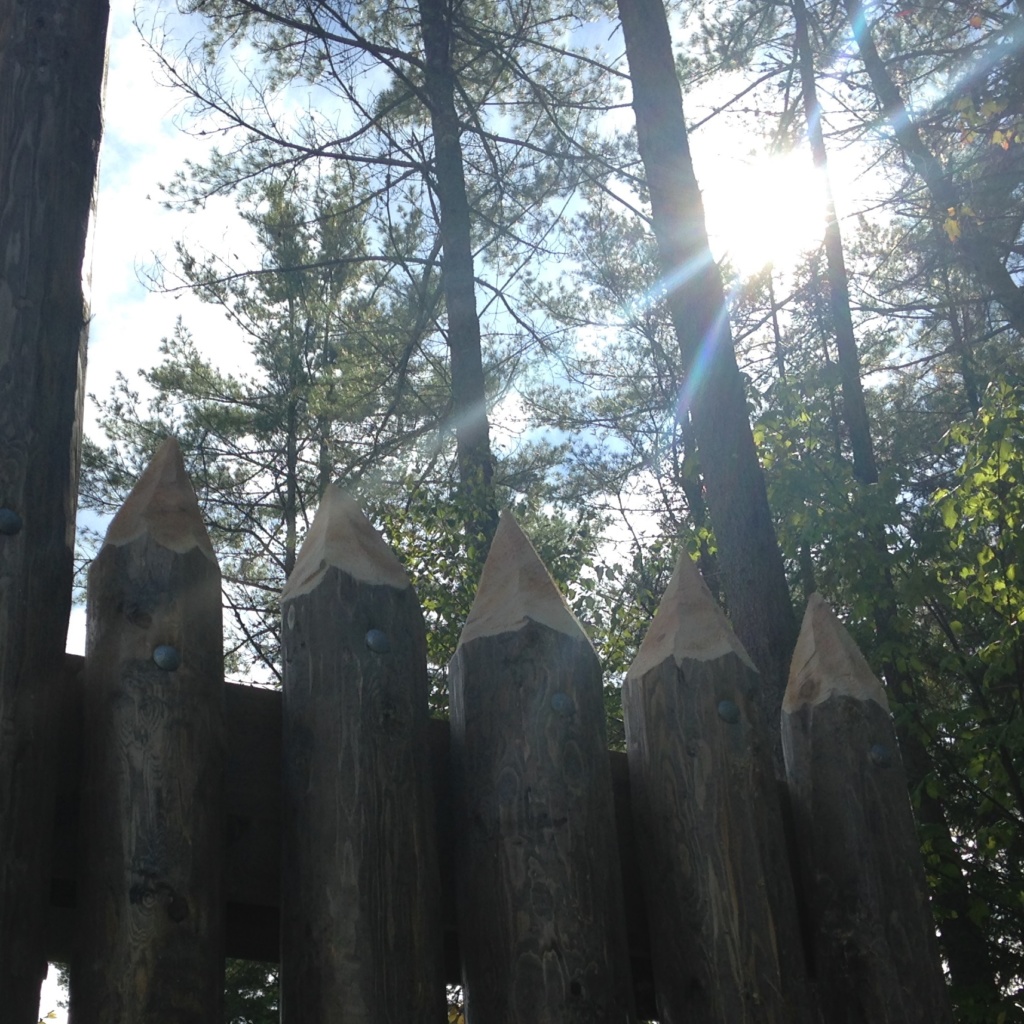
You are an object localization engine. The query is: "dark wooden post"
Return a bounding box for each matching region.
[71,439,225,1024]
[782,594,952,1022]
[279,485,444,1022]
[449,511,636,1023]
[623,553,814,1023]
[0,1,108,1017]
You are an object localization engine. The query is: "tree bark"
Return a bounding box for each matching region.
[417,0,498,545]
[0,1,108,1019]
[791,0,878,485]
[616,0,797,728]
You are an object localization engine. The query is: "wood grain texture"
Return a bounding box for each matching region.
[782,595,952,1023]
[449,513,635,1023]
[280,487,444,1023]
[0,1,108,1018]
[71,440,225,1024]
[623,554,814,1024]
[45,658,661,1016]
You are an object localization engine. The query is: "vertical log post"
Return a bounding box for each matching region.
[782,594,952,1022]
[449,511,636,1023]
[0,1,108,1017]
[71,438,225,1023]
[623,553,814,1023]
[279,485,444,1022]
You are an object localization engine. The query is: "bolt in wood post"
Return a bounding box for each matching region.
[623,553,814,1023]
[71,438,225,1024]
[279,485,444,1022]
[782,594,952,1023]
[449,511,636,1023]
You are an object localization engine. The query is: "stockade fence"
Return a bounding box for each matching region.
[0,5,952,1021]
[25,438,950,1023]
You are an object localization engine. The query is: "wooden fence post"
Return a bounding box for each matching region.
[279,485,444,1022]
[623,553,814,1023]
[0,1,109,1017]
[782,593,952,1023]
[449,511,636,1022]
[70,438,225,1023]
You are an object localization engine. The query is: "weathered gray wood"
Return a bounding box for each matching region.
[279,485,444,1023]
[0,1,108,1017]
[623,553,814,1023]
[45,657,661,1016]
[70,439,225,1024]
[449,511,636,1023]
[782,594,952,1023]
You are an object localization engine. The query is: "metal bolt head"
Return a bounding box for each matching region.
[0,508,23,536]
[152,645,181,672]
[365,629,390,654]
[717,699,741,724]
[551,692,574,716]
[869,743,892,768]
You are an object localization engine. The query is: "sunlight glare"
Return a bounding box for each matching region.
[702,151,829,278]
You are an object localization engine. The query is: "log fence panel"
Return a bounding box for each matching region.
[70,439,226,1024]
[15,456,950,1024]
[782,594,953,1023]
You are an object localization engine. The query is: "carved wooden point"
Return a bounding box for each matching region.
[282,484,409,599]
[784,592,889,712]
[627,551,754,680]
[103,436,214,558]
[458,509,584,647]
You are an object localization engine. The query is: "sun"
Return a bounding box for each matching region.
[700,150,830,279]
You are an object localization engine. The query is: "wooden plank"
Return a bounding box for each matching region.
[449,511,636,1022]
[70,438,225,1023]
[0,1,108,1018]
[279,485,444,1022]
[623,553,814,1023]
[782,593,952,1023]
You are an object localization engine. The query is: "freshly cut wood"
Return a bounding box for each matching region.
[71,438,225,1024]
[280,485,444,1023]
[782,594,952,1023]
[449,511,636,1023]
[0,1,108,1018]
[624,553,813,1023]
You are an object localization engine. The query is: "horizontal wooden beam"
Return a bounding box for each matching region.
[46,655,657,1014]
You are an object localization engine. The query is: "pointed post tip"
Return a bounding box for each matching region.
[627,551,755,680]
[784,593,888,712]
[282,484,409,601]
[457,510,586,648]
[103,436,215,558]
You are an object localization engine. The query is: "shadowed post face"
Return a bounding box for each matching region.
[279,485,444,1023]
[449,511,636,1024]
[624,553,814,1024]
[72,438,226,1024]
[0,1,109,1019]
[782,594,953,1024]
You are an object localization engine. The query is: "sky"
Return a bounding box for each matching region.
[42,0,866,1015]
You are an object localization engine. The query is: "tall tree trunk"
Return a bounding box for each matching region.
[800,6,1001,1005]
[417,0,498,547]
[0,1,108,1019]
[616,0,797,726]
[791,0,877,485]
[844,0,1024,337]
